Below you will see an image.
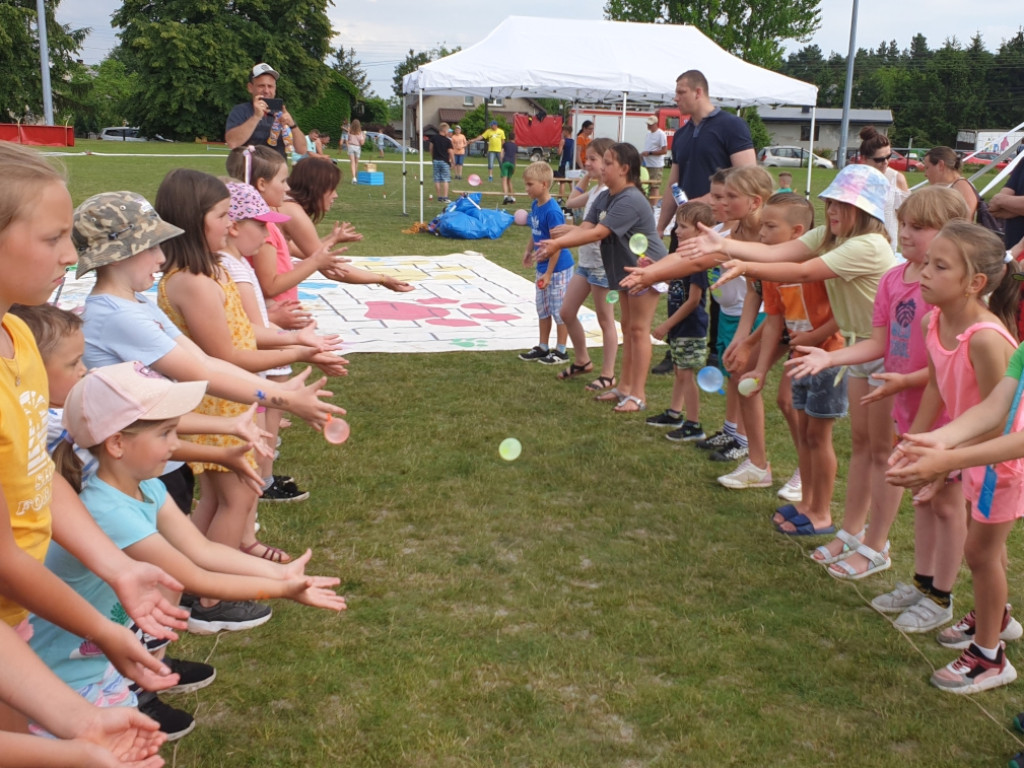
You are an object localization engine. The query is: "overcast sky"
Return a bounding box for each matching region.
[59,0,1023,100]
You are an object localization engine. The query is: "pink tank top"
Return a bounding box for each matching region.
[926,310,1023,500]
[245,222,296,304]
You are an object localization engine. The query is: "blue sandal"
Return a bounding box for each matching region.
[775,513,835,536]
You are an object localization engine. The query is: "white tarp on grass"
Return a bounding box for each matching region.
[53,252,611,355]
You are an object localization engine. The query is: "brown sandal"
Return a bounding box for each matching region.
[240,541,292,563]
[557,361,593,380]
[585,375,616,392]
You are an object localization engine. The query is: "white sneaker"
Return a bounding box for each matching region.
[717,459,772,490]
[871,582,925,613]
[894,594,954,633]
[777,469,802,502]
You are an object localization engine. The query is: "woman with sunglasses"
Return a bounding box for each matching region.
[859,126,909,249]
[923,146,979,223]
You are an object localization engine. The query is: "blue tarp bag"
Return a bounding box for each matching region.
[437,195,514,240]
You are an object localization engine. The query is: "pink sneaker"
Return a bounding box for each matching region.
[931,642,1017,694]
[937,603,1024,649]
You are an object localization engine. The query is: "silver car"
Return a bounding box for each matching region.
[758,145,833,169]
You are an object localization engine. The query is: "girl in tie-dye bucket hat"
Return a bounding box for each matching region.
[674,163,898,566]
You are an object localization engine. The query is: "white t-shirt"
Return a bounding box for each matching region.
[643,128,667,169]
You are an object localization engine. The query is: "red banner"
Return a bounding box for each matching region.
[0,124,75,147]
[513,114,563,148]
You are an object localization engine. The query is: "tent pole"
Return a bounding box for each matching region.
[619,92,627,142]
[418,87,424,223]
[401,94,408,215]
[805,106,817,199]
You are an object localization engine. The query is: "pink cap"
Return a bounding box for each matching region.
[226,182,290,224]
[63,362,207,447]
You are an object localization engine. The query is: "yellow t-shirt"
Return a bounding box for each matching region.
[0,315,54,626]
[482,127,505,153]
[799,226,895,340]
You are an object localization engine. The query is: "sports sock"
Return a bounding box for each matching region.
[723,420,737,438]
[974,643,1000,661]
[734,433,748,449]
[261,476,273,491]
[913,573,933,593]
[539,343,549,352]
[665,409,681,418]
[556,344,566,354]
[928,586,951,608]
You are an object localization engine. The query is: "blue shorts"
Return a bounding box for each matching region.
[536,267,573,323]
[575,263,609,289]
[454,154,465,166]
[432,160,451,183]
[791,365,848,419]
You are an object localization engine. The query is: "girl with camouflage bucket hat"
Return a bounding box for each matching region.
[75,186,344,564]
[673,164,899,572]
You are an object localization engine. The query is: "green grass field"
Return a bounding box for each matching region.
[40,140,1024,766]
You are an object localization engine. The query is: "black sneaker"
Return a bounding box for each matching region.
[695,430,732,450]
[709,438,749,462]
[666,422,706,442]
[162,657,217,695]
[259,476,309,503]
[651,351,674,375]
[137,692,195,741]
[188,600,272,635]
[646,410,684,428]
[518,346,549,361]
[538,349,569,365]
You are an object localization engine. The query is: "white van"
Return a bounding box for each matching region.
[100,127,146,142]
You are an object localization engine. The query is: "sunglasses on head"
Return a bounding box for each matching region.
[869,153,892,163]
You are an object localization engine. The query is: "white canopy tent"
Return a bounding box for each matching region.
[400,16,819,220]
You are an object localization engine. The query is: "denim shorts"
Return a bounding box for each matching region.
[575,263,609,289]
[791,365,848,419]
[432,159,451,183]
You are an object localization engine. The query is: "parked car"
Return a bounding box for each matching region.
[758,145,833,169]
[963,152,1009,170]
[364,131,417,154]
[100,126,146,142]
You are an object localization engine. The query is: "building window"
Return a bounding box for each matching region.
[463,96,474,107]
[800,125,821,142]
[485,96,504,107]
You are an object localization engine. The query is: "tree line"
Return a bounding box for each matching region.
[2,1,1021,149]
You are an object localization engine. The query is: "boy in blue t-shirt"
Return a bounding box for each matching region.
[517,162,575,365]
[646,202,716,441]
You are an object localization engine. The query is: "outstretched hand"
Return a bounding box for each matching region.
[72,705,166,768]
[784,346,832,379]
[110,561,187,639]
[674,222,725,259]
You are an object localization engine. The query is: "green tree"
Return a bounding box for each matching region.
[603,0,821,68]
[0,0,86,121]
[332,46,371,95]
[65,57,139,136]
[112,0,336,141]
[990,29,1024,128]
[393,45,459,99]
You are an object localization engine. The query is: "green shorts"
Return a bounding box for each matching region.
[500,161,515,178]
[669,336,708,370]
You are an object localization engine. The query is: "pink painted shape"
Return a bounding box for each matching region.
[469,313,519,322]
[416,297,459,305]
[461,302,504,310]
[426,318,479,327]
[365,301,450,321]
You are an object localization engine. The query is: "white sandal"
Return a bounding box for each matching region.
[810,528,864,565]
[828,542,891,581]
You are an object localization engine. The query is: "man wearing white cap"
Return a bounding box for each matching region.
[225,63,307,157]
[641,116,668,200]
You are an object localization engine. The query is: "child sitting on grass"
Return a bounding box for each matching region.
[645,202,714,442]
[517,162,575,366]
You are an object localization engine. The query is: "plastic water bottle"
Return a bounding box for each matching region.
[671,183,687,207]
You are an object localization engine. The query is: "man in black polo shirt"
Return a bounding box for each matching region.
[652,70,756,375]
[225,63,307,157]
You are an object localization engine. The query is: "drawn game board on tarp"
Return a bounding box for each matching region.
[52,252,614,355]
